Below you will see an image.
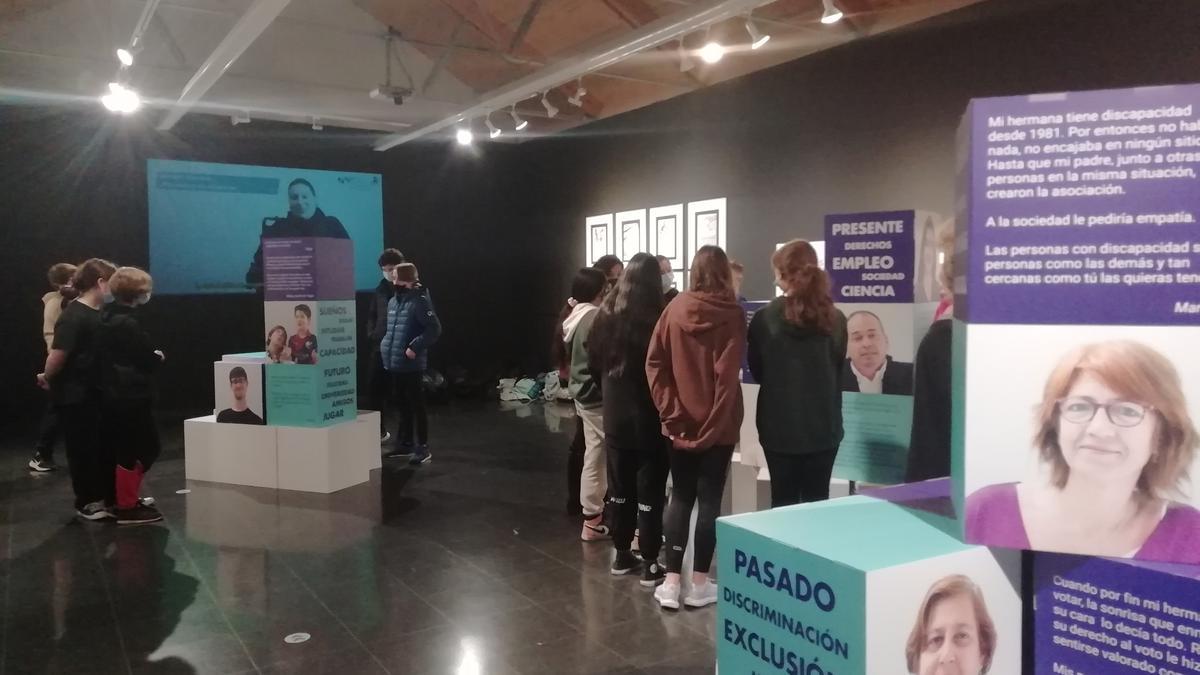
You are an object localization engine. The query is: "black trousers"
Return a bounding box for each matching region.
[763,448,839,508]
[663,444,733,575]
[606,438,669,561]
[566,415,584,516]
[391,372,428,446]
[60,402,114,509]
[34,394,60,460]
[104,401,161,472]
[367,349,389,434]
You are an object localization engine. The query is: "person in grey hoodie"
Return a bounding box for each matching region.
[560,267,610,541]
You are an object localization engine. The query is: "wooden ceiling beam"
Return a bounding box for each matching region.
[436,0,605,118]
[601,0,659,27]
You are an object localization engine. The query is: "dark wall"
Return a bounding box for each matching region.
[511,0,1200,302]
[0,110,535,430]
[5,0,1200,432]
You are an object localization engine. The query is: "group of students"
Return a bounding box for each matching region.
[558,240,854,611]
[33,259,166,525]
[365,248,442,465]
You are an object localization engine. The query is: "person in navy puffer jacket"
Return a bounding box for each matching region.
[381,263,442,465]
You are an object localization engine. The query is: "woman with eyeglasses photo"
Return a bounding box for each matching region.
[965,340,1200,562]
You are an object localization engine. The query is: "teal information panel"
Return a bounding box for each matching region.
[834,392,913,484]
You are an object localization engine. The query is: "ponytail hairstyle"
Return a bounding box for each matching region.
[772,240,835,334]
[553,267,609,370]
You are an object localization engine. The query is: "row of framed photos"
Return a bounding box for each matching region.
[585,198,727,269]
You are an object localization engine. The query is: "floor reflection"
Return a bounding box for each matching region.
[0,401,716,674]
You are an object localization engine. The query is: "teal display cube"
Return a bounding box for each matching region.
[717,494,1021,674]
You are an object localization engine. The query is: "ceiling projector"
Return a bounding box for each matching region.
[370,85,412,105]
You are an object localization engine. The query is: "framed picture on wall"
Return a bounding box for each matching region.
[656,216,677,259]
[696,210,720,247]
[649,204,684,267]
[585,214,614,265]
[687,198,727,265]
[615,209,647,262]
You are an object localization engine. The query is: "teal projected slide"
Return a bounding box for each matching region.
[147,159,383,295]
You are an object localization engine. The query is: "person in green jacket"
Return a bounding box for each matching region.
[747,239,848,507]
[560,267,611,541]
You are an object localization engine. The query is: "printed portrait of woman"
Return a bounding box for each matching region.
[966,340,1200,562]
[905,575,996,675]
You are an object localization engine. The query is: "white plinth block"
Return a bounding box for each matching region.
[184,415,278,489]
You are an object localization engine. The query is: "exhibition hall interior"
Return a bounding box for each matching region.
[3,0,1200,673]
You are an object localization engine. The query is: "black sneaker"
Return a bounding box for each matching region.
[408,446,431,466]
[611,550,642,576]
[380,431,392,444]
[116,504,164,525]
[76,501,114,521]
[28,453,57,473]
[641,561,666,587]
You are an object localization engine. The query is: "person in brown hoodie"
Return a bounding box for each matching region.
[645,245,745,610]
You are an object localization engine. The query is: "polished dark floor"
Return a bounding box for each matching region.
[0,401,716,674]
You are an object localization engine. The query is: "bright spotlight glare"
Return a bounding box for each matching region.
[117,48,134,66]
[699,41,724,64]
[455,128,474,145]
[101,82,140,113]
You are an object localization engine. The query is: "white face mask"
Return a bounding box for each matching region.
[661,273,675,292]
[137,292,152,306]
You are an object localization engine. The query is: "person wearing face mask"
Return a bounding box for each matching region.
[97,267,166,525]
[966,341,1200,562]
[905,575,997,675]
[244,178,352,286]
[38,258,118,521]
[656,255,678,302]
[366,248,406,442]
[381,263,442,465]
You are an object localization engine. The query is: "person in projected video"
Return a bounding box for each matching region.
[244,178,351,286]
[966,340,1200,562]
[840,310,913,395]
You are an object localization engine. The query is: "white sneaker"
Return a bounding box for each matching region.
[654,581,680,610]
[684,579,719,608]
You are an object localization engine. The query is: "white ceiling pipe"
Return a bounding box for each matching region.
[157,0,292,130]
[373,0,775,151]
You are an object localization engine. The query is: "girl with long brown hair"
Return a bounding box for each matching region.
[747,240,847,507]
[646,245,745,609]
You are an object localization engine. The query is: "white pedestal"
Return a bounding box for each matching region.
[184,415,278,489]
[184,411,381,494]
[734,382,765,469]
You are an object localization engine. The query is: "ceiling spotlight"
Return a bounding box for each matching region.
[568,78,587,107]
[821,0,844,24]
[510,105,528,131]
[744,17,770,49]
[699,41,724,64]
[116,48,134,66]
[311,117,323,131]
[455,127,474,146]
[486,114,502,139]
[678,38,695,72]
[100,82,140,113]
[541,92,559,119]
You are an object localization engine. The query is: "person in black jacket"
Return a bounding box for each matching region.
[748,240,848,507]
[587,253,668,584]
[906,222,956,482]
[97,267,165,525]
[40,259,118,521]
[244,178,352,286]
[366,248,405,441]
[840,311,914,395]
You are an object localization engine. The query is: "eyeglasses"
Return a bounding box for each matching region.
[1057,397,1153,428]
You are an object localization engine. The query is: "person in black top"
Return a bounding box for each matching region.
[216,367,264,425]
[98,267,166,525]
[366,248,405,441]
[748,240,848,507]
[244,178,352,286]
[38,258,117,521]
[587,253,669,585]
[906,223,957,482]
